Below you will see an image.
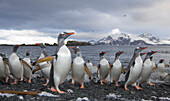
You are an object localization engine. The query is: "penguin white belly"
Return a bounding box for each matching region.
[127,56,143,84]
[100,59,110,80]
[54,45,71,86]
[41,63,51,80]
[138,59,152,83]
[157,64,165,73]
[0,57,7,78]
[9,53,23,80]
[110,60,122,82]
[72,57,85,83]
[23,58,32,78]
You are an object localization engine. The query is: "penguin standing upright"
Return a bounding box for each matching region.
[0,53,10,82]
[110,51,124,86]
[71,46,91,88]
[35,32,74,93]
[9,45,24,84]
[124,47,147,90]
[23,51,32,83]
[98,51,110,85]
[157,59,169,80]
[137,51,157,86]
[33,43,51,86]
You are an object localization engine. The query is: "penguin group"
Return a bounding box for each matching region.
[0,32,169,94]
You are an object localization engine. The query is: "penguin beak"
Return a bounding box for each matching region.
[72,51,76,53]
[71,47,75,49]
[36,43,41,45]
[141,47,147,49]
[103,52,107,54]
[66,32,74,35]
[142,53,146,55]
[16,45,20,47]
[153,51,157,53]
[120,51,124,54]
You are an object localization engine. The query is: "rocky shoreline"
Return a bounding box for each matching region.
[0,76,169,101]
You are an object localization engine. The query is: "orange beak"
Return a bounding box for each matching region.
[153,51,157,53]
[103,52,107,54]
[36,43,41,45]
[72,51,76,53]
[71,47,75,49]
[16,45,20,47]
[142,47,147,49]
[67,32,74,35]
[142,53,146,55]
[120,51,124,54]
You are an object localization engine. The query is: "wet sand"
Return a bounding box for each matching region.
[0,76,169,101]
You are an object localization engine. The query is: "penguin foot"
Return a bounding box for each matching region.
[56,88,66,94]
[71,81,75,85]
[104,79,107,83]
[116,83,119,87]
[80,84,84,89]
[28,79,31,83]
[43,81,48,86]
[135,85,142,90]
[11,82,17,85]
[148,82,155,86]
[5,77,9,83]
[100,81,104,85]
[51,87,57,92]
[124,86,129,90]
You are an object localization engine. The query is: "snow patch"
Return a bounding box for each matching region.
[67,89,73,93]
[159,97,170,100]
[18,96,24,100]
[76,97,89,101]
[38,91,59,97]
[0,93,16,97]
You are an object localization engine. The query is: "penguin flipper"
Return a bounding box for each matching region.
[125,69,130,82]
[21,60,32,70]
[33,56,54,66]
[84,63,91,79]
[121,66,126,73]
[32,65,41,74]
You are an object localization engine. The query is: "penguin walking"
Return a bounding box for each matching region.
[34,32,74,93]
[124,47,147,90]
[0,53,10,82]
[71,46,91,88]
[98,51,110,85]
[33,43,51,86]
[9,45,24,84]
[110,51,124,86]
[137,51,157,87]
[23,51,33,83]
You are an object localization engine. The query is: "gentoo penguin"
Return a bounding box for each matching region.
[23,51,32,83]
[71,46,91,88]
[86,59,96,74]
[156,59,169,80]
[124,47,147,90]
[110,51,124,86]
[137,51,157,86]
[9,45,24,84]
[98,51,110,85]
[33,43,51,86]
[0,53,10,82]
[34,32,74,93]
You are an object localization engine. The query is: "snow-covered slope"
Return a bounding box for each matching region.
[94,29,170,46]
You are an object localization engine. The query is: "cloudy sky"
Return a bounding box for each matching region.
[0,0,170,44]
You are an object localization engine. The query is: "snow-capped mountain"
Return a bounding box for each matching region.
[94,29,170,46]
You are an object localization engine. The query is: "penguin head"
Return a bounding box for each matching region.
[100,51,107,56]
[116,51,124,57]
[58,32,74,43]
[140,53,146,56]
[87,59,91,63]
[36,43,46,48]
[71,46,80,54]
[159,59,165,63]
[150,56,153,60]
[134,47,147,53]
[0,53,6,58]
[13,45,20,52]
[26,51,30,56]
